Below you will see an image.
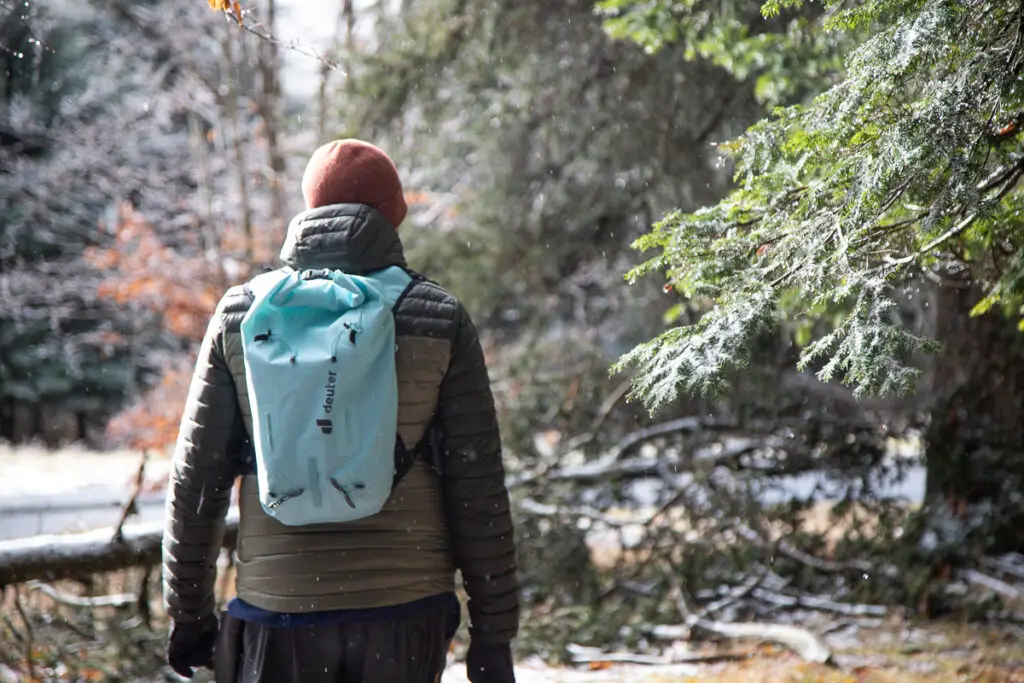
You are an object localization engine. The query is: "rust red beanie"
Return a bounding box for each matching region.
[301,139,408,229]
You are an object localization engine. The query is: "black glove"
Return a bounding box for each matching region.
[466,642,515,683]
[167,613,218,679]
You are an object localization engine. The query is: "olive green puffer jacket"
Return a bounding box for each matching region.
[161,204,520,646]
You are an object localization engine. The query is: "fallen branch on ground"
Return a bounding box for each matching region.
[731,521,873,574]
[752,587,888,617]
[689,613,834,665]
[662,561,835,666]
[566,642,749,666]
[696,571,766,618]
[982,554,1024,582]
[566,644,673,666]
[26,581,137,608]
[985,610,1024,624]
[714,461,900,577]
[508,416,744,488]
[0,513,238,587]
[511,442,767,489]
[961,569,1021,601]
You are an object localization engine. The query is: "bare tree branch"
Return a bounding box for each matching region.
[25,581,137,609]
[662,561,836,666]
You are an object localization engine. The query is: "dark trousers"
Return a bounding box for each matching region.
[215,603,460,683]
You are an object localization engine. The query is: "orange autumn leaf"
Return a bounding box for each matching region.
[588,661,614,671]
[404,190,435,206]
[106,365,194,451]
[96,202,247,451]
[207,0,243,26]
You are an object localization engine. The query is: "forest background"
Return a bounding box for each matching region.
[2,0,1024,680]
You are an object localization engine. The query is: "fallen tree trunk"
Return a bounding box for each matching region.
[0,513,238,587]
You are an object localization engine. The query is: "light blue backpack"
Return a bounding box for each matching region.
[239,265,414,526]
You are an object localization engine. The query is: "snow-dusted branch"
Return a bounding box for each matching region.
[25,582,137,608]
[662,561,835,666]
[0,514,238,587]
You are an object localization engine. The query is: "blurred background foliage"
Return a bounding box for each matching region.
[2,0,1024,674]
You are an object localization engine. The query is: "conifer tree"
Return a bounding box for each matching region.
[612,0,1024,553]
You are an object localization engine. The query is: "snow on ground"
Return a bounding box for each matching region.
[0,444,173,539]
[0,436,927,544]
[0,443,171,499]
[441,658,700,683]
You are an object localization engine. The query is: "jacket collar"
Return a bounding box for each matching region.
[279,203,407,274]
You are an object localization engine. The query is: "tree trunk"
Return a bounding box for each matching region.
[317,0,354,142]
[30,403,43,441]
[256,0,287,251]
[0,397,13,442]
[76,411,88,444]
[220,27,254,260]
[187,111,217,252]
[0,517,238,587]
[923,281,1024,556]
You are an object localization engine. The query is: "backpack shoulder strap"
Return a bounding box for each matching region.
[242,265,293,302]
[385,267,435,487]
[388,268,446,487]
[390,271,424,314]
[393,419,443,487]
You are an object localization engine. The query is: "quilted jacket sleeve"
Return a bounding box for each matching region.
[437,303,520,645]
[162,298,245,624]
